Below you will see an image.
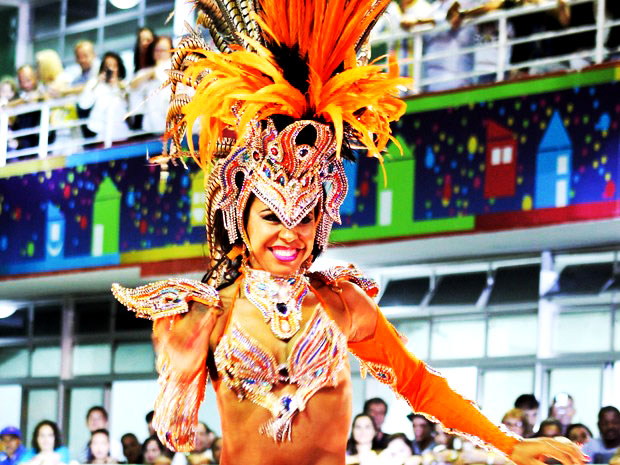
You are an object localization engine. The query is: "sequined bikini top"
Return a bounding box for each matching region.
[214,292,348,442]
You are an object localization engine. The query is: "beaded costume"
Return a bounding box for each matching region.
[111,0,524,459]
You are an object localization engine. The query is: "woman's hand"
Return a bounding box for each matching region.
[510,438,586,465]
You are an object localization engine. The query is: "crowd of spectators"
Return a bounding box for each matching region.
[344,395,620,465]
[0,26,174,158]
[0,394,618,465]
[0,0,620,160]
[0,407,221,465]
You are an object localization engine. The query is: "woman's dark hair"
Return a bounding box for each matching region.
[386,433,413,453]
[31,420,62,453]
[535,418,563,437]
[99,52,127,81]
[346,414,378,456]
[142,435,165,455]
[134,27,156,72]
[565,423,593,440]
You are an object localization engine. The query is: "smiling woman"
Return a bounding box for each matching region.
[110,0,588,464]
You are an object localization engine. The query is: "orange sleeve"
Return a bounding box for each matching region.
[151,305,220,452]
[348,309,520,457]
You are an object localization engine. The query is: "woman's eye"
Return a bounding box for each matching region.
[263,214,280,223]
[301,214,314,224]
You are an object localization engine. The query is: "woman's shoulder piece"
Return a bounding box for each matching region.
[111,278,220,320]
[307,264,379,298]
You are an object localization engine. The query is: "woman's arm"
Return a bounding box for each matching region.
[341,283,583,465]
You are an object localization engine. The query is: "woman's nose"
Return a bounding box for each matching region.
[278,226,297,241]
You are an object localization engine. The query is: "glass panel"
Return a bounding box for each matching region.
[73,343,111,375]
[487,314,537,356]
[33,1,61,35]
[379,277,429,307]
[104,20,139,58]
[33,304,62,336]
[0,385,21,427]
[0,347,28,378]
[552,310,611,353]
[115,301,152,331]
[33,38,61,56]
[110,380,159,441]
[26,389,58,442]
[429,273,487,306]
[31,346,62,377]
[67,0,98,26]
[613,362,620,409]
[0,307,28,337]
[481,369,534,424]
[431,319,485,359]
[549,367,601,434]
[615,311,620,351]
[146,11,174,36]
[440,366,478,402]
[68,387,104,460]
[113,342,155,373]
[488,265,540,305]
[75,300,111,334]
[396,320,430,360]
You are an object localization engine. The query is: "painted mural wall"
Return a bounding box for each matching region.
[1,67,619,276]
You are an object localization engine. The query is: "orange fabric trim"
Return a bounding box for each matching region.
[348,310,520,457]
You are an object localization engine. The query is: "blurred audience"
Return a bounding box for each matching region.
[501,408,527,437]
[78,52,131,142]
[0,77,18,106]
[134,27,156,74]
[364,398,391,450]
[121,433,142,464]
[142,436,167,465]
[346,414,380,465]
[514,394,539,437]
[79,406,124,463]
[129,35,173,134]
[0,427,25,465]
[536,417,563,438]
[145,412,155,437]
[209,438,222,465]
[378,433,413,465]
[408,414,435,455]
[171,422,215,465]
[19,420,69,465]
[70,40,100,87]
[582,406,620,464]
[88,430,116,465]
[565,423,593,445]
[549,392,576,435]
[12,65,43,150]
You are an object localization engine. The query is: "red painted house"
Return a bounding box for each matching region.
[484,120,517,198]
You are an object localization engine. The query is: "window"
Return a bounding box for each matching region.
[556,155,568,175]
[481,369,534,424]
[492,148,501,165]
[67,387,105,460]
[0,307,28,337]
[429,272,487,307]
[431,318,485,359]
[31,346,62,377]
[502,146,513,164]
[0,385,21,426]
[552,309,611,354]
[549,366,602,431]
[113,342,155,373]
[396,320,430,360]
[75,300,111,334]
[0,347,29,378]
[487,314,537,357]
[379,277,430,307]
[73,343,112,375]
[26,389,58,441]
[33,304,62,336]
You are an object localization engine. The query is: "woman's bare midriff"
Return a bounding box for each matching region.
[209,282,355,465]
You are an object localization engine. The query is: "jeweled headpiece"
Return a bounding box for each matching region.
[163,0,409,283]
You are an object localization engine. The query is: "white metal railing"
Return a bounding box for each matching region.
[1,0,618,165]
[370,0,618,93]
[0,95,152,167]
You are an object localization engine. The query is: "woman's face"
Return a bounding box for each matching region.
[143,439,161,464]
[37,424,55,453]
[245,197,316,276]
[0,83,15,101]
[103,57,119,80]
[139,30,154,51]
[385,438,412,460]
[352,416,376,446]
[568,426,591,445]
[503,416,525,436]
[539,424,561,438]
[90,432,110,460]
[153,38,172,65]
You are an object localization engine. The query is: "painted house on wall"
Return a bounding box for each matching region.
[46,202,65,259]
[484,120,517,199]
[535,111,572,209]
[91,177,121,257]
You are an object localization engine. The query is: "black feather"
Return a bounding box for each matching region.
[266,40,310,95]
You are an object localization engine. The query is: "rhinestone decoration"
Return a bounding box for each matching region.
[309,263,379,298]
[243,265,308,340]
[214,292,348,442]
[211,119,348,252]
